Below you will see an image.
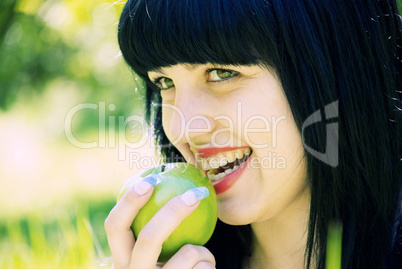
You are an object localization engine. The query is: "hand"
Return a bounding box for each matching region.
[104,178,216,269]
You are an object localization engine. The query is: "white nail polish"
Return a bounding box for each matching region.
[133,173,161,196]
[180,187,209,206]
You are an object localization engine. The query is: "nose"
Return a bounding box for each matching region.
[164,88,216,147]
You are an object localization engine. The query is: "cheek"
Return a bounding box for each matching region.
[161,107,175,141]
[242,118,275,149]
[161,110,170,134]
[238,106,286,149]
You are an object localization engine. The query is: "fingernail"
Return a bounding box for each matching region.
[133,173,161,196]
[180,187,209,206]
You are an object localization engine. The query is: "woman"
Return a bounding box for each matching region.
[105,0,402,268]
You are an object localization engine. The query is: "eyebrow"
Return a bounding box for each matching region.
[150,64,203,75]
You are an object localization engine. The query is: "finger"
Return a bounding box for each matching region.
[193,261,216,269]
[130,187,210,268]
[162,245,216,269]
[104,174,160,269]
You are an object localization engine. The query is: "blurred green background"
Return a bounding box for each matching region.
[1,1,401,268]
[0,0,158,268]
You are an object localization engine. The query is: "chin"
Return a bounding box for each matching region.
[216,201,256,226]
[218,214,254,226]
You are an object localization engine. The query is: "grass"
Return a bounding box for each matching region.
[0,94,150,269]
[0,199,116,269]
[326,221,343,269]
[1,201,344,269]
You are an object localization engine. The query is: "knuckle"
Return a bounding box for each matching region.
[136,226,158,247]
[104,214,117,233]
[180,244,201,260]
[163,197,186,218]
[122,188,138,204]
[104,208,128,233]
[194,261,215,269]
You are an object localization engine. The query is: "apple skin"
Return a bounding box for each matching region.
[117,163,218,262]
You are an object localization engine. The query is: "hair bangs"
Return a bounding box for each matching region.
[118,0,277,78]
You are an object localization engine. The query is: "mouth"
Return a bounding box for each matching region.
[195,147,252,183]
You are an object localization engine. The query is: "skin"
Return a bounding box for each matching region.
[106,63,310,269]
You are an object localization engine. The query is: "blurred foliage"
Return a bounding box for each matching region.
[0,198,116,268]
[0,1,400,268]
[1,0,401,118]
[0,0,154,219]
[0,0,145,132]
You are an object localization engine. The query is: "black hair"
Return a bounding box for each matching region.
[118,0,402,268]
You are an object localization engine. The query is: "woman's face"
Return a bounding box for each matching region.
[148,64,309,225]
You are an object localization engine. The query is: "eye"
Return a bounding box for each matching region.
[153,77,174,90]
[207,69,239,82]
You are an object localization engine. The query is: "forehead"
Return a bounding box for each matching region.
[118,0,274,78]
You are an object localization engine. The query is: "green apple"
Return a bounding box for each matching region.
[117,163,218,261]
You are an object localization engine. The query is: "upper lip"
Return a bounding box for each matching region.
[190,146,250,158]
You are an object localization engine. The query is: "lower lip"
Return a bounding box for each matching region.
[211,154,251,195]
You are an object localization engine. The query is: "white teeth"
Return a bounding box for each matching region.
[203,148,250,171]
[208,157,221,169]
[200,148,252,182]
[202,158,210,170]
[234,149,243,160]
[217,153,229,166]
[226,151,235,163]
[207,163,243,182]
[244,148,251,155]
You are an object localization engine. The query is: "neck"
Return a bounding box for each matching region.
[249,190,311,269]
